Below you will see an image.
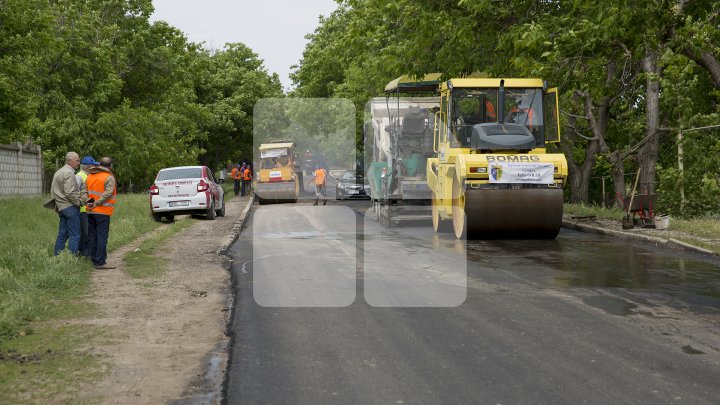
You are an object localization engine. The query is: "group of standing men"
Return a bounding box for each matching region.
[48,152,117,270]
[231,162,252,197]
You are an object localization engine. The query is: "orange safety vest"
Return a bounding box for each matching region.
[87,171,116,216]
[231,167,242,180]
[242,168,252,181]
[510,107,535,129]
[314,168,326,185]
[485,100,496,120]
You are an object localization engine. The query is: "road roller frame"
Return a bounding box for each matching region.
[428,77,568,239]
[255,141,301,204]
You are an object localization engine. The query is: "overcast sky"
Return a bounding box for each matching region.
[150,0,338,92]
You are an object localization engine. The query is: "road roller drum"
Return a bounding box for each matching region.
[460,187,563,239]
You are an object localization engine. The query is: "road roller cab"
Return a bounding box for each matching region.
[256,141,301,204]
[427,78,568,238]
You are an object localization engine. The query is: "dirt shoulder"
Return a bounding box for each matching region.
[75,196,252,404]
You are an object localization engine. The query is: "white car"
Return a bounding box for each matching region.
[149,166,225,221]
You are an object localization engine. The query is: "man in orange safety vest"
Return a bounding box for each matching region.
[83,157,117,270]
[306,165,327,206]
[231,164,242,196]
[241,164,252,196]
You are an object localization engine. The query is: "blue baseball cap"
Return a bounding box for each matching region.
[81,156,98,165]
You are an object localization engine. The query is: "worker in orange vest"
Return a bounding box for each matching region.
[82,157,117,270]
[231,164,242,196]
[306,165,327,205]
[241,164,252,196]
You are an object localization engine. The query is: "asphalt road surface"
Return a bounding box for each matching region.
[226,199,720,404]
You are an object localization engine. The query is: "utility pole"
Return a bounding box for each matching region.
[678,130,684,213]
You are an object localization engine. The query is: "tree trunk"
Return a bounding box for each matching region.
[681,47,720,90]
[638,49,662,194]
[566,138,601,204]
[607,151,627,208]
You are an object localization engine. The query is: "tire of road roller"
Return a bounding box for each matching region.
[432,193,453,233]
[452,179,467,239]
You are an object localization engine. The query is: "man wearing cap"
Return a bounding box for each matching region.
[75,156,97,257]
[83,157,117,270]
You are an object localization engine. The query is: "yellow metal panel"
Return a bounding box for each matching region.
[258,142,294,150]
[545,87,561,143]
[447,78,544,88]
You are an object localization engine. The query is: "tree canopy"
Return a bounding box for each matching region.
[0,0,282,189]
[291,0,720,217]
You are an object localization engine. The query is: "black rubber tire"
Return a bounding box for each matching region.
[152,212,162,222]
[216,199,225,217]
[206,201,216,220]
[165,215,175,222]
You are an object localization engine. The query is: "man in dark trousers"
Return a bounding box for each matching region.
[75,156,97,257]
[231,164,242,196]
[48,151,83,255]
[83,157,117,270]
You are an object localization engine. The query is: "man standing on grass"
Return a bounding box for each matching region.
[75,156,97,257]
[83,157,117,270]
[49,151,83,255]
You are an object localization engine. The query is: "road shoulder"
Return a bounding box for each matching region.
[75,196,253,404]
[562,214,718,256]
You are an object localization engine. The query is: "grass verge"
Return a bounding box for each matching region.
[0,193,160,401]
[0,325,113,405]
[565,203,720,254]
[123,218,194,280]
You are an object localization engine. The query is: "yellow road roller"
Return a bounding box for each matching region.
[255,141,301,204]
[427,78,568,238]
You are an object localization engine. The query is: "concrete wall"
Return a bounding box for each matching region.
[0,142,43,197]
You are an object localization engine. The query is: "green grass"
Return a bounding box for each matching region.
[221,181,235,197]
[0,194,159,342]
[0,325,112,404]
[564,203,626,221]
[565,203,720,253]
[123,218,194,280]
[0,193,162,402]
[665,217,720,240]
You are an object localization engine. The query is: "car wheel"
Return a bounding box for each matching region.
[206,200,216,220]
[216,199,226,217]
[152,212,162,222]
[165,215,175,222]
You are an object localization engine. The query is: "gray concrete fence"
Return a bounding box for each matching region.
[0,142,43,197]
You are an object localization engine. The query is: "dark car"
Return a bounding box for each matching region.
[336,170,370,200]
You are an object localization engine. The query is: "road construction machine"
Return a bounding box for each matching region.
[366,74,441,226]
[427,78,568,238]
[255,140,301,204]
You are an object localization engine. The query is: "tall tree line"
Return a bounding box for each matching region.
[0,0,282,189]
[291,0,720,217]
